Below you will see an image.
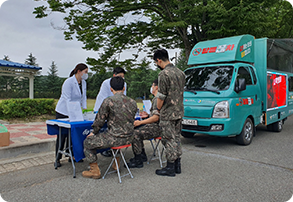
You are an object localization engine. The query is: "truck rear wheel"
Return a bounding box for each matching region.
[267,124,273,131]
[267,120,283,132]
[236,118,254,145]
[181,131,195,138]
[272,120,283,132]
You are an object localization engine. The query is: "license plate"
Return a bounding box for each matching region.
[182,119,197,126]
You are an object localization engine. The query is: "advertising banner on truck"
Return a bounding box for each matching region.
[267,71,287,111]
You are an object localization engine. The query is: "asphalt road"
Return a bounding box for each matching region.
[1,117,293,202]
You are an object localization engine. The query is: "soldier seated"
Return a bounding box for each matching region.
[127,79,162,168]
[82,76,137,179]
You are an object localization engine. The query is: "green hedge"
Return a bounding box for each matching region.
[0,98,55,119]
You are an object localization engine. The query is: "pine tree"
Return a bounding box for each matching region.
[48,61,58,77]
[25,53,38,66]
[46,61,62,98]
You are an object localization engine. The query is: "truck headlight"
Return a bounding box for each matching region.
[212,101,229,118]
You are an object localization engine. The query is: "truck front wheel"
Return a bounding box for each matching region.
[181,131,195,138]
[236,118,254,145]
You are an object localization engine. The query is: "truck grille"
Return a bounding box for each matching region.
[182,124,210,131]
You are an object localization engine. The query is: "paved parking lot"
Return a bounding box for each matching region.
[0,117,293,202]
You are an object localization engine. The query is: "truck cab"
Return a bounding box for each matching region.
[182,35,264,145]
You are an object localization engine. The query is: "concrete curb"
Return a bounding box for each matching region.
[0,139,56,160]
[0,151,62,174]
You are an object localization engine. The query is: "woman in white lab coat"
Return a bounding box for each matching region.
[54,63,88,168]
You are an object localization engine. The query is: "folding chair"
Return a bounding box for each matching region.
[148,137,166,167]
[102,144,133,183]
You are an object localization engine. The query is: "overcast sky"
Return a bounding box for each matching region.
[0,0,174,78]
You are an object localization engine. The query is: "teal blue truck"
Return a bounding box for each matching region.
[182,34,293,145]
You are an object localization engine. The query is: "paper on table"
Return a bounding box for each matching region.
[67,101,84,122]
[142,100,152,114]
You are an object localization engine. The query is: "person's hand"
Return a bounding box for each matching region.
[134,120,141,127]
[140,111,149,119]
[87,132,94,137]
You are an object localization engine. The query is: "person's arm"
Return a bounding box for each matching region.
[61,78,72,101]
[134,115,159,127]
[91,99,109,135]
[156,74,168,111]
[139,111,149,119]
[156,98,164,111]
[94,80,109,111]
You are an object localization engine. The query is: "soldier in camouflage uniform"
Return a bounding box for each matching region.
[82,76,137,179]
[153,49,185,177]
[126,79,161,168]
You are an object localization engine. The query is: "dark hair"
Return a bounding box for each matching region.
[69,63,88,77]
[113,67,126,75]
[153,78,158,86]
[110,76,124,91]
[153,49,169,62]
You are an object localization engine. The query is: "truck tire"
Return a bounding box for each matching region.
[236,118,254,145]
[181,131,195,138]
[267,124,273,131]
[272,120,283,132]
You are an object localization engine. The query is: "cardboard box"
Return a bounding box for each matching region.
[0,132,10,147]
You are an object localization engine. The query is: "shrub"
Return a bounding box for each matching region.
[0,98,55,119]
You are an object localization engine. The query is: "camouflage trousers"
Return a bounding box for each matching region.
[160,119,182,163]
[83,131,133,163]
[132,123,161,155]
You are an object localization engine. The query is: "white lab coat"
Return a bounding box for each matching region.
[55,75,87,116]
[93,77,127,111]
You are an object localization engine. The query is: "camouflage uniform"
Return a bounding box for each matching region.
[156,63,185,163]
[84,92,137,163]
[132,97,161,155]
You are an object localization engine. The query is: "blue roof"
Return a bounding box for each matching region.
[0,60,42,70]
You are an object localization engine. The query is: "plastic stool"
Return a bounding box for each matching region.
[148,137,166,167]
[102,144,133,183]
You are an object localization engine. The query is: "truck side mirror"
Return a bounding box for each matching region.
[235,78,246,93]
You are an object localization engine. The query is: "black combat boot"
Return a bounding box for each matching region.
[129,148,147,163]
[127,154,143,168]
[141,148,147,162]
[155,161,175,177]
[174,158,181,174]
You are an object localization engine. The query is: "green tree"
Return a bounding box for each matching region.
[25,53,38,66]
[48,61,58,76]
[45,61,62,98]
[33,0,293,72]
[0,55,21,98]
[34,75,47,98]
[176,50,189,71]
[86,71,113,99]
[127,58,159,99]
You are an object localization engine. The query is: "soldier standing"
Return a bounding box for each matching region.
[153,49,185,177]
[82,76,137,179]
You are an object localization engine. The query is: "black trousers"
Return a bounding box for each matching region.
[55,112,72,160]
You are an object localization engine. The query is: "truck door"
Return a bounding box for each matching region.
[235,66,261,125]
[248,66,262,124]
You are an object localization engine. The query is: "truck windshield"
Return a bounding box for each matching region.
[185,65,234,91]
